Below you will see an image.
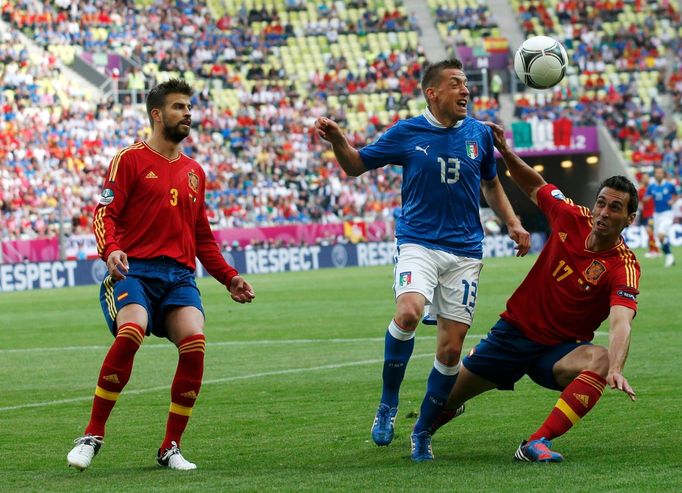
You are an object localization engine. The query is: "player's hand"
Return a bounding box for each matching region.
[229,275,255,304]
[607,371,636,401]
[315,117,343,144]
[483,121,510,153]
[106,250,129,281]
[508,223,531,257]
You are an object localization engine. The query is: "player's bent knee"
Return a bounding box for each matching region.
[165,306,205,346]
[116,303,148,328]
[395,293,427,330]
[394,308,422,331]
[586,346,609,377]
[436,342,463,366]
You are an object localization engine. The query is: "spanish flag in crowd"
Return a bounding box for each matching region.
[343,220,367,243]
[483,37,509,53]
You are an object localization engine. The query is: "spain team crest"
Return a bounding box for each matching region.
[465,141,479,159]
[583,260,606,284]
[188,171,199,193]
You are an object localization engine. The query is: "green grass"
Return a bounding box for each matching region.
[1,249,681,492]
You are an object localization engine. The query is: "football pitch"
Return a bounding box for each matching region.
[1,250,680,492]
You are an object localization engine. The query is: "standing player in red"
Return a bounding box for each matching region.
[409,121,640,463]
[637,172,660,258]
[67,79,255,471]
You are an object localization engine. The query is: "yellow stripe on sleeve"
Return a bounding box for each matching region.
[94,207,107,254]
[617,245,639,289]
[108,142,144,182]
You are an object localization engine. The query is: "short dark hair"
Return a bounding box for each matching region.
[421,59,464,95]
[145,78,193,127]
[598,175,638,215]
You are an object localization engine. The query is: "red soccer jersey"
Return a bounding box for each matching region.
[501,184,640,345]
[638,185,654,219]
[93,142,237,286]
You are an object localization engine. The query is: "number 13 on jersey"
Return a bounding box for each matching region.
[439,157,461,184]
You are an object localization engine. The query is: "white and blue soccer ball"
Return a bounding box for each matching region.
[514,36,568,90]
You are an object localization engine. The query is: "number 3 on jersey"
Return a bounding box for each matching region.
[439,157,461,184]
[170,188,178,206]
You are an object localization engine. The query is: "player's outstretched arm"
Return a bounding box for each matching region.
[481,177,530,256]
[606,305,636,401]
[229,275,255,304]
[315,117,367,177]
[483,121,546,204]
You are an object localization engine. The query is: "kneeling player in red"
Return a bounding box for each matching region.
[410,122,640,463]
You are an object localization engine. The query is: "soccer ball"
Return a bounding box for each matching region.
[514,36,568,90]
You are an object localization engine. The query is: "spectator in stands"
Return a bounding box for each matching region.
[490,71,503,105]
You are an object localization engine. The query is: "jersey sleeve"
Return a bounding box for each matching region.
[668,182,678,197]
[194,174,239,287]
[536,183,587,228]
[93,150,132,261]
[358,122,405,170]
[609,259,640,313]
[480,125,497,181]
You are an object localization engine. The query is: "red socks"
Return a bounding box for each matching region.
[84,327,205,449]
[160,334,206,450]
[529,370,606,442]
[647,229,660,254]
[85,323,145,437]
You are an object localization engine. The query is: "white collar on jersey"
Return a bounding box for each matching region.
[423,107,465,129]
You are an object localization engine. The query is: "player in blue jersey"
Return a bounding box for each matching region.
[645,167,677,267]
[315,59,530,457]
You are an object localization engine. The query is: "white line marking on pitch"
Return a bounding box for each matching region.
[0,353,435,413]
[0,332,606,354]
[0,336,427,354]
[0,331,608,413]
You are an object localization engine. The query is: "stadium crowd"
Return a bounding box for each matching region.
[512,0,682,177]
[2,0,682,245]
[1,0,426,241]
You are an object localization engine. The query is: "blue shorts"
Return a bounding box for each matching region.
[463,319,591,391]
[99,257,204,339]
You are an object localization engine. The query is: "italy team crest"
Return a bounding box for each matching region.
[465,141,479,159]
[583,260,606,284]
[398,271,412,286]
[188,171,199,193]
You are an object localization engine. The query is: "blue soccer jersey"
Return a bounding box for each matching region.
[358,110,497,259]
[646,180,676,213]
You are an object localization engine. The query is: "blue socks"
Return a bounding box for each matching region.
[380,321,415,409]
[413,359,460,434]
[662,240,671,255]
